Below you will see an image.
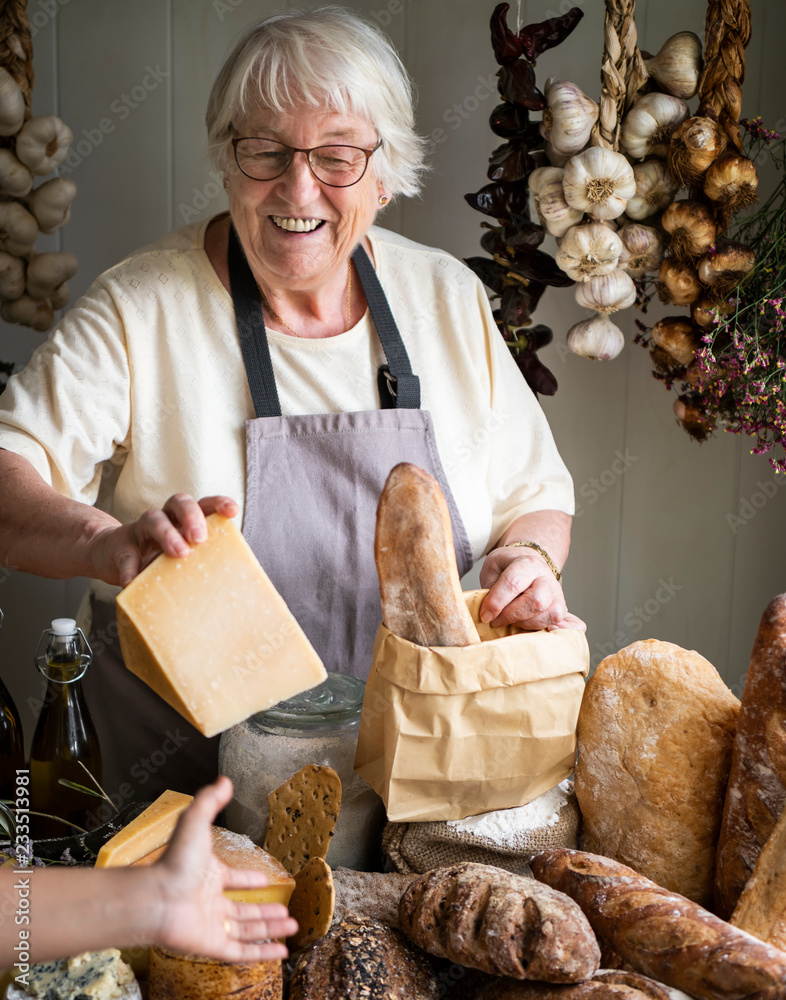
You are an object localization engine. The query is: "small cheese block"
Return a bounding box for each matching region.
[7,949,140,1000]
[131,826,296,907]
[95,790,193,868]
[116,514,326,737]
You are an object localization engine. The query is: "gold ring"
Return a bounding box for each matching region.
[224,918,232,936]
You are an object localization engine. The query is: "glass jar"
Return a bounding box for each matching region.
[219,673,385,871]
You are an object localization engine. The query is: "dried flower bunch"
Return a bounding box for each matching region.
[0,0,77,336]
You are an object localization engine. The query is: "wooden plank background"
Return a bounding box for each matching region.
[1,0,783,741]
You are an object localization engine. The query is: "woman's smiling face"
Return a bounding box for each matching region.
[227,104,384,294]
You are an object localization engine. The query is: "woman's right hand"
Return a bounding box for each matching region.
[89,493,240,587]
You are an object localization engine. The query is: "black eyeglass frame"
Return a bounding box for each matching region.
[231,136,383,188]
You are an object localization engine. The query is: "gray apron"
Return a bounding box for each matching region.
[85,226,472,799]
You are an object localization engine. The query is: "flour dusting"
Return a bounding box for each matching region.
[447,780,573,845]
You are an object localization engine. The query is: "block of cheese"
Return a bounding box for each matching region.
[6,950,141,1000]
[131,825,296,907]
[95,790,193,868]
[116,514,327,737]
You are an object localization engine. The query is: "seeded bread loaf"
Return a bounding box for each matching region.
[575,638,740,906]
[375,463,480,646]
[398,861,600,982]
[531,848,786,1000]
[288,914,441,1000]
[715,593,786,918]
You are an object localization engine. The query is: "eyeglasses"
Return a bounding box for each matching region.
[232,136,382,188]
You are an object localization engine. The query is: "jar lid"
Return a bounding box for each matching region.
[251,672,366,732]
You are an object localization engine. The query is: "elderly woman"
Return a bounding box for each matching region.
[0,8,578,797]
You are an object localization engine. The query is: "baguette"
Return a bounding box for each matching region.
[398,861,600,983]
[375,463,480,646]
[531,848,786,1000]
[715,593,786,918]
[731,802,786,950]
[592,970,693,1000]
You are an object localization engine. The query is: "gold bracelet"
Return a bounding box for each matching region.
[502,541,562,582]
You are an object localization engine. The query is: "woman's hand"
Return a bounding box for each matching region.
[479,546,586,631]
[151,776,298,962]
[89,494,240,587]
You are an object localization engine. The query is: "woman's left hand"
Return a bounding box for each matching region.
[479,547,586,631]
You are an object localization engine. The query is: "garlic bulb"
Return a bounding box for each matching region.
[0,250,25,302]
[567,315,625,360]
[651,316,697,366]
[0,150,33,198]
[26,252,79,301]
[661,200,716,261]
[621,93,689,159]
[673,394,715,440]
[703,153,758,220]
[15,115,73,175]
[574,268,636,313]
[668,116,727,188]
[618,223,664,277]
[26,177,77,234]
[692,294,734,329]
[644,32,703,99]
[0,201,38,256]
[697,243,755,289]
[555,223,623,281]
[625,159,679,220]
[528,166,584,238]
[0,67,25,136]
[562,147,636,220]
[1,294,54,332]
[540,79,598,162]
[657,259,701,305]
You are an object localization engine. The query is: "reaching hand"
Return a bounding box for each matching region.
[150,776,298,962]
[479,547,586,632]
[89,494,240,587]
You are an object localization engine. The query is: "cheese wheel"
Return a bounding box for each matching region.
[148,947,281,1000]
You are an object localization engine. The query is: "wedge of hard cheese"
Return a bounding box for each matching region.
[131,825,295,907]
[116,514,327,737]
[95,790,194,868]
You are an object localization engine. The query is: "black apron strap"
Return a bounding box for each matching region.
[228,224,282,418]
[352,244,421,410]
[227,225,420,416]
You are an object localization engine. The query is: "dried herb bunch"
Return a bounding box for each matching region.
[638,122,786,472]
[463,3,583,396]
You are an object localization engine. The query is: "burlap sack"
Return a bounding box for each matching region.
[382,782,581,876]
[354,590,589,822]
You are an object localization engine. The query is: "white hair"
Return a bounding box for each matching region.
[206,6,427,199]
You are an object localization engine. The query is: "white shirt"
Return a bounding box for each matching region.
[0,218,574,603]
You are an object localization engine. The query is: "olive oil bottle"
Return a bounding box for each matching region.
[29,618,101,839]
[0,609,25,805]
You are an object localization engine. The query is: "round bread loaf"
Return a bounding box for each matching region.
[575,639,740,907]
[148,947,281,1000]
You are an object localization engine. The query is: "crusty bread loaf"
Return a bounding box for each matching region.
[575,638,740,906]
[730,801,786,950]
[330,867,416,929]
[398,861,600,982]
[148,946,281,999]
[715,593,786,918]
[592,970,693,1000]
[531,848,786,1000]
[288,914,441,999]
[472,981,658,1000]
[375,463,480,646]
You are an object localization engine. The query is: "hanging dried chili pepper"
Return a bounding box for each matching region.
[519,8,584,62]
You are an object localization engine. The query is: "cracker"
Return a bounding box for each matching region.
[286,856,335,952]
[263,763,342,875]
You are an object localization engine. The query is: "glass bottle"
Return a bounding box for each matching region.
[29,618,102,839]
[0,609,25,805]
[219,673,386,871]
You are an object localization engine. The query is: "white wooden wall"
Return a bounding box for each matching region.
[1,0,784,746]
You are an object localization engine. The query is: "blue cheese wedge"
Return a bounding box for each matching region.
[6,950,140,1000]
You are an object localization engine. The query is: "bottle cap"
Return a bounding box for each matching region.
[50,618,77,636]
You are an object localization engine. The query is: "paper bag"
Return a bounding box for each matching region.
[354,590,589,822]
